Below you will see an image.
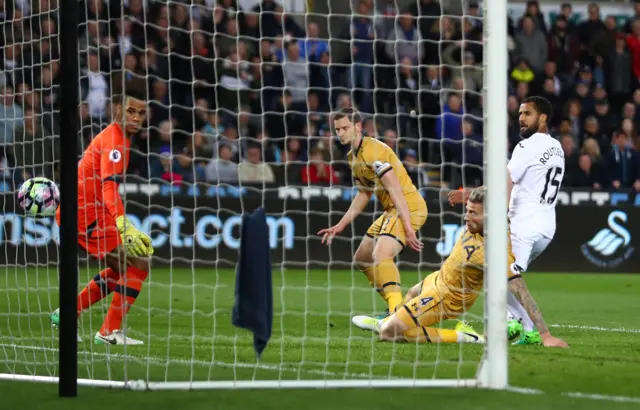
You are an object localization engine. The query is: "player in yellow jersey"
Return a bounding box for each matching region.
[351,187,569,347]
[318,107,428,315]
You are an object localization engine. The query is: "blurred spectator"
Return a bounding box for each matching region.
[510,58,535,84]
[564,99,583,140]
[578,137,604,188]
[349,1,375,113]
[560,134,577,167]
[547,16,579,78]
[605,130,640,190]
[301,148,339,184]
[375,0,399,38]
[216,48,252,114]
[461,120,483,186]
[0,85,23,146]
[620,118,638,149]
[205,143,239,184]
[265,90,305,142]
[396,57,419,116]
[515,16,547,73]
[281,137,304,163]
[174,137,207,182]
[581,116,611,157]
[625,2,640,34]
[81,51,109,121]
[381,129,399,154]
[593,99,616,139]
[239,144,275,183]
[519,1,547,35]
[578,3,607,59]
[385,12,421,66]
[282,38,308,105]
[626,20,640,86]
[402,149,428,187]
[151,150,183,184]
[443,40,483,93]
[435,94,463,142]
[117,17,134,57]
[608,34,632,112]
[409,0,441,65]
[559,3,577,34]
[10,108,58,181]
[567,153,601,189]
[301,22,328,63]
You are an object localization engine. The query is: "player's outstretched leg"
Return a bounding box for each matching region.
[51,267,122,342]
[94,247,149,345]
[379,315,484,344]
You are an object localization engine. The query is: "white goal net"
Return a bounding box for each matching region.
[0,0,507,389]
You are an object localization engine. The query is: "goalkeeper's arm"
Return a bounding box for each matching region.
[103,178,153,257]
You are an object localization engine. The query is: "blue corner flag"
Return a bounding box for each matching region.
[231,207,273,359]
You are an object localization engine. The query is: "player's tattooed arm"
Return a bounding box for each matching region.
[507,277,549,335]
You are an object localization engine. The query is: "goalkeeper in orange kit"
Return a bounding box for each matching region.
[51,87,153,345]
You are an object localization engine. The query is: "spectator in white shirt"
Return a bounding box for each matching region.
[239,144,275,183]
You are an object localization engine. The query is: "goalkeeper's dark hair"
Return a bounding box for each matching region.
[111,77,146,106]
[468,187,486,205]
[521,96,552,122]
[333,107,362,124]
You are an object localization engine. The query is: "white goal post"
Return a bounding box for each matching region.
[0,0,508,391]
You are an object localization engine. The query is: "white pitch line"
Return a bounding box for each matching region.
[2,343,640,403]
[508,386,640,405]
[549,324,640,334]
[562,392,640,404]
[0,343,393,381]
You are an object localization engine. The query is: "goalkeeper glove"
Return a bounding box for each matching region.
[115,215,154,257]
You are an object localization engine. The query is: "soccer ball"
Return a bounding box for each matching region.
[17,177,60,217]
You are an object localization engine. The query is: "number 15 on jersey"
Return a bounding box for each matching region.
[540,166,562,205]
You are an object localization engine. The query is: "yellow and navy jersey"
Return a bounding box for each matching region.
[347,136,422,212]
[436,228,520,307]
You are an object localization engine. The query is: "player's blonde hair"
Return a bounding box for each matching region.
[468,187,486,204]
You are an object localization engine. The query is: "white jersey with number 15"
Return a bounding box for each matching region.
[507,132,564,239]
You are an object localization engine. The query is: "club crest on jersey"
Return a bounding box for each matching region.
[109,149,122,163]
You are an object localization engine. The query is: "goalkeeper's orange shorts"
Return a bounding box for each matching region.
[56,206,122,259]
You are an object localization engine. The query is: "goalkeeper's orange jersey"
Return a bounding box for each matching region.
[347,136,423,212]
[433,228,521,308]
[56,123,129,231]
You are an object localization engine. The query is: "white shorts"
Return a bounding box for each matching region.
[510,231,552,272]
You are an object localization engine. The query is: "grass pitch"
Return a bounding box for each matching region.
[1,268,639,409]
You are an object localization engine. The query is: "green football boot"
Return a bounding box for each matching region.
[507,319,524,342]
[374,309,390,320]
[512,330,542,345]
[50,308,60,329]
[50,308,82,342]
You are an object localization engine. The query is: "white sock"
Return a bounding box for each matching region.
[507,292,535,332]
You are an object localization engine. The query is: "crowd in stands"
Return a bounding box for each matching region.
[1,0,640,192]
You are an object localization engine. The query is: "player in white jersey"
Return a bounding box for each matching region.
[508,96,564,273]
[449,96,569,348]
